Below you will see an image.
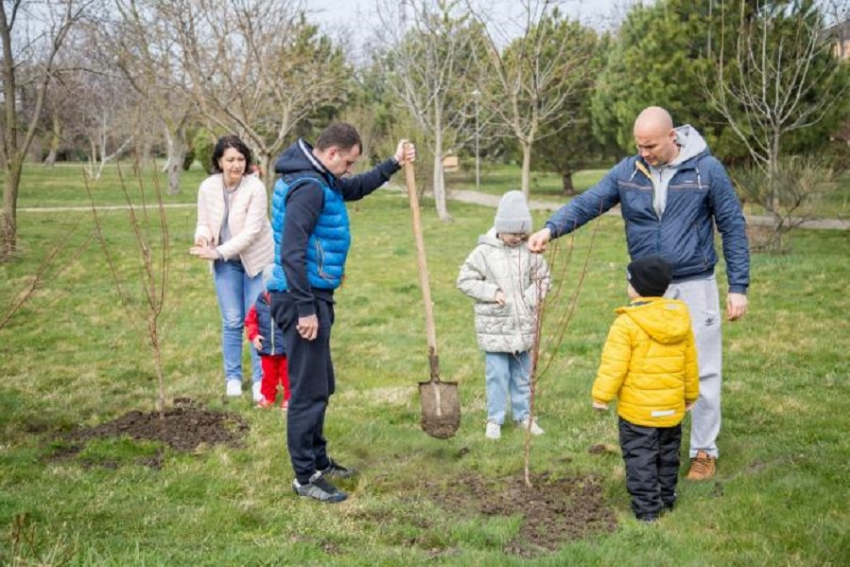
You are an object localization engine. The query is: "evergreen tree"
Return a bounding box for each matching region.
[591,0,744,161]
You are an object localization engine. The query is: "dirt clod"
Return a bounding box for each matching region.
[419,382,461,439]
[428,472,617,556]
[588,443,620,455]
[54,399,249,466]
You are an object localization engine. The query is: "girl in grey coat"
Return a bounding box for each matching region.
[457,191,551,439]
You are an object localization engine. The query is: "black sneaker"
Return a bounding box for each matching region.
[319,458,355,480]
[292,472,347,503]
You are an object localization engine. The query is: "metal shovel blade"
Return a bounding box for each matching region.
[419,378,460,439]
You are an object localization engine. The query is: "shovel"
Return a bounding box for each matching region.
[404,159,461,439]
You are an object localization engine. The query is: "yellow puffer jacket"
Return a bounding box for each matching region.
[592,298,699,427]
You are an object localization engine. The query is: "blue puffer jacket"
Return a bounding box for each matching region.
[268,176,350,292]
[267,138,401,318]
[545,127,749,293]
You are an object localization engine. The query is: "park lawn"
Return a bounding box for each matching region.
[445,161,608,201]
[0,164,848,565]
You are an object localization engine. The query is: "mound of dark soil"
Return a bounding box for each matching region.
[428,471,617,556]
[54,398,249,467]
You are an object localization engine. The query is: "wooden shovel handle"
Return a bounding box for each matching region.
[404,160,439,360]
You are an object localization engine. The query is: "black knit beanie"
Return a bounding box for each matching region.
[627,255,672,297]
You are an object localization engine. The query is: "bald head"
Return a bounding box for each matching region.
[633,106,678,166]
[635,107,673,135]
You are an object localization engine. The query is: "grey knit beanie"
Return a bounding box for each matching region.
[494,190,532,234]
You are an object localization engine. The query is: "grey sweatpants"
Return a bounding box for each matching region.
[666,275,722,458]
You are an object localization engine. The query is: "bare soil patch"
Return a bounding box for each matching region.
[51,398,249,467]
[426,471,617,556]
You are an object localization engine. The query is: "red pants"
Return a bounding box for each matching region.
[260,355,290,404]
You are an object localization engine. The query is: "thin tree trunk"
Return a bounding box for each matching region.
[561,171,575,196]
[259,152,274,195]
[163,126,187,195]
[43,148,57,167]
[432,101,451,221]
[520,141,533,198]
[1,159,22,258]
[43,113,61,167]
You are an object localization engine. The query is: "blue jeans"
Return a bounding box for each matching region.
[213,260,263,385]
[484,351,531,425]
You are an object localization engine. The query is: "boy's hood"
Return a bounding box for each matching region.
[616,300,691,344]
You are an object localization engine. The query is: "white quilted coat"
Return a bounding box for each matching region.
[457,229,551,353]
[194,173,274,278]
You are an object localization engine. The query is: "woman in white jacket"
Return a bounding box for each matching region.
[190,135,274,400]
[457,191,550,440]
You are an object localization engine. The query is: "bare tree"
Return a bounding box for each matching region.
[0,0,92,260]
[732,156,838,252]
[77,72,137,179]
[41,88,67,167]
[159,0,350,191]
[375,0,479,222]
[706,1,847,186]
[87,162,171,417]
[704,1,848,250]
[49,29,139,180]
[108,0,194,194]
[468,0,595,198]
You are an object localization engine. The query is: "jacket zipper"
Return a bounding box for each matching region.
[634,161,663,253]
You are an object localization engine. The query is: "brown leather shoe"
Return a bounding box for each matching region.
[687,450,717,481]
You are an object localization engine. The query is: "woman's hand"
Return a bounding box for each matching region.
[189,243,220,260]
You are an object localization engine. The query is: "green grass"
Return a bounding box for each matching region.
[445,161,609,200]
[1,164,849,565]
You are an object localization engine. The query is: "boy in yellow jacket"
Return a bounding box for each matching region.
[592,255,699,522]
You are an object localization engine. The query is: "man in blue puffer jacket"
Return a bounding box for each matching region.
[269,122,415,503]
[529,106,750,481]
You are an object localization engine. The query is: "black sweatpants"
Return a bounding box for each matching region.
[618,417,682,519]
[271,292,335,484]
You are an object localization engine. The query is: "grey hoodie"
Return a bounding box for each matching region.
[649,125,707,217]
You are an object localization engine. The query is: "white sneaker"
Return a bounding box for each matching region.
[518,417,544,435]
[485,421,501,440]
[252,382,263,403]
[226,380,242,397]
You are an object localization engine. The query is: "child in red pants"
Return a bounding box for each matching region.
[245,285,290,409]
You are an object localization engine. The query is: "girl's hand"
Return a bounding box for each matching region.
[252,336,263,350]
[592,401,608,411]
[494,290,506,306]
